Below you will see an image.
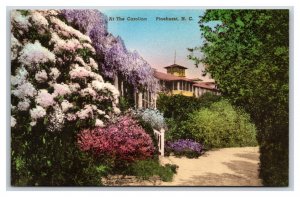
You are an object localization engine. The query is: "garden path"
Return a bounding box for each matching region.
[159,146,262,186]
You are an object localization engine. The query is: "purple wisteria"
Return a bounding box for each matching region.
[61,9,158,92]
[61,9,108,36]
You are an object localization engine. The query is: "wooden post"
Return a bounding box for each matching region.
[149,91,152,108]
[148,91,150,108]
[114,74,119,90]
[133,88,137,108]
[154,92,157,109]
[138,91,143,109]
[114,75,119,104]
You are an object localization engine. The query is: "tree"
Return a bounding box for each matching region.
[189,10,289,186]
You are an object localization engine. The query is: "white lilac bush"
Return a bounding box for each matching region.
[11,9,123,186]
[11,10,120,132]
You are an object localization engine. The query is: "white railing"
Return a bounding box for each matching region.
[153,128,165,156]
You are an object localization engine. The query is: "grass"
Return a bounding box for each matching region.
[128,159,178,182]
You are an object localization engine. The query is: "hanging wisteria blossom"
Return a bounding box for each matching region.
[61,9,158,92]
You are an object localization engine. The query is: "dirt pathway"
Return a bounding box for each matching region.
[160,146,262,186]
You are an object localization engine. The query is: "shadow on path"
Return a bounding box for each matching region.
[234,152,260,162]
[180,160,262,186]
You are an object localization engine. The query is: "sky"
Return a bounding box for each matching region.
[100,9,212,80]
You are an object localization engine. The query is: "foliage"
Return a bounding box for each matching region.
[10,9,120,186]
[157,93,221,140]
[128,160,177,182]
[164,118,192,141]
[157,93,221,122]
[134,108,166,130]
[189,10,289,186]
[119,96,132,112]
[78,115,155,167]
[165,139,204,158]
[187,100,258,149]
[11,124,106,186]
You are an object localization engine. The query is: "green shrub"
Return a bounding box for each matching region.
[186,100,258,149]
[257,116,289,186]
[157,93,221,122]
[11,124,106,186]
[165,118,193,141]
[119,96,131,112]
[157,93,221,141]
[128,160,177,182]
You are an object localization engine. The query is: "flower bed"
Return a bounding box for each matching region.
[165,139,204,158]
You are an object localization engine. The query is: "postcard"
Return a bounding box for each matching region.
[9,8,289,187]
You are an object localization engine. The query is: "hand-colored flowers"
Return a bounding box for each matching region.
[11,10,120,131]
[165,139,204,158]
[78,115,155,163]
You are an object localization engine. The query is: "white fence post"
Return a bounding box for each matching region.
[160,128,165,157]
[153,128,165,157]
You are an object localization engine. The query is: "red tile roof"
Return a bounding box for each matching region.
[192,82,216,90]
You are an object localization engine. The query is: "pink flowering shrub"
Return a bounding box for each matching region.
[78,115,155,164]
